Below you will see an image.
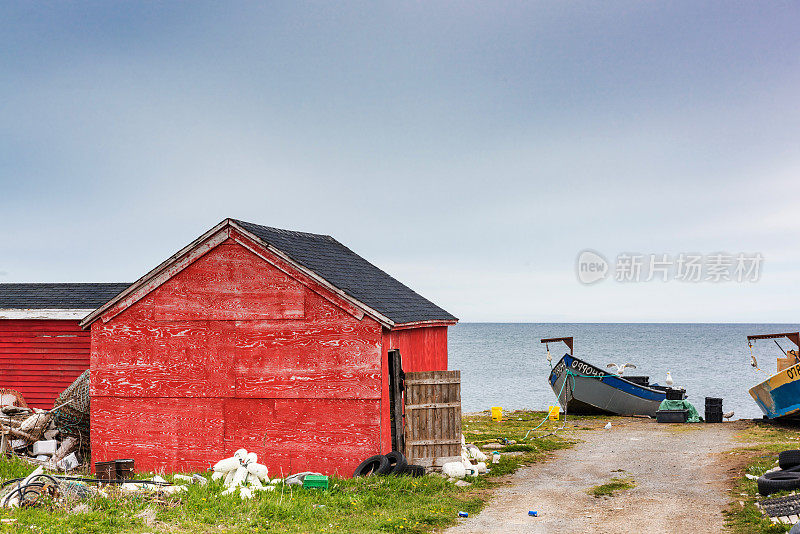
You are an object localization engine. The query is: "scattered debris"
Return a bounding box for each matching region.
[0,463,187,510]
[441,435,491,480]
[0,389,27,409]
[442,462,466,478]
[352,452,424,477]
[135,508,157,527]
[1,374,89,471]
[756,493,800,525]
[286,472,323,486]
[302,475,329,490]
[211,448,271,499]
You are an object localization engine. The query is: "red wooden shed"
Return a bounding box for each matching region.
[81,219,457,476]
[0,284,128,408]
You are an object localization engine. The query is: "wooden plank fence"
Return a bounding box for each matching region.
[403,370,461,468]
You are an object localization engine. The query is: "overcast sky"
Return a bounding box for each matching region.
[1,2,798,322]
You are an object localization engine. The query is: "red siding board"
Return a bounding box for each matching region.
[0,319,89,408]
[379,325,449,453]
[91,239,386,475]
[382,326,448,372]
[92,396,226,473]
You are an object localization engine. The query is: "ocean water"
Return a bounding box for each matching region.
[448,323,800,420]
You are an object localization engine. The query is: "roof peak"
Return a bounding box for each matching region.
[81,218,457,327]
[230,219,336,242]
[0,282,128,286]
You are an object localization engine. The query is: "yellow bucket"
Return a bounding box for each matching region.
[548,405,560,421]
[491,406,503,421]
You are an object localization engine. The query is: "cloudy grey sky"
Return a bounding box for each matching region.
[1,2,798,322]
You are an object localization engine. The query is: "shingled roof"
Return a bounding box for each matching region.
[0,283,130,310]
[233,220,457,325]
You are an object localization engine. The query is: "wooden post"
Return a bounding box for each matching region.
[388,350,406,453]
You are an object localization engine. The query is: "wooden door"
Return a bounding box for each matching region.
[403,370,462,467]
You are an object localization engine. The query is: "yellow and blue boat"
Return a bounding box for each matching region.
[748,332,800,420]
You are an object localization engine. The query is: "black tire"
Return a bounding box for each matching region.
[352,455,391,478]
[402,464,425,477]
[761,470,800,480]
[758,472,800,496]
[779,450,800,470]
[384,451,408,475]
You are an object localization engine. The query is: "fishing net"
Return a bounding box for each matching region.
[0,388,29,409]
[51,370,91,455]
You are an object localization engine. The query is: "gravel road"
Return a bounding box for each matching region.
[446,419,745,534]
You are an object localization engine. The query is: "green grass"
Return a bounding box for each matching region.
[724,421,800,534]
[0,410,579,533]
[588,477,635,498]
[0,468,486,534]
[461,410,579,477]
[0,455,34,481]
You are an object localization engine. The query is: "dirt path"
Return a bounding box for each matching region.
[447,419,746,534]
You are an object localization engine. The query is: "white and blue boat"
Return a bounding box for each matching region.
[543,337,673,417]
[747,332,800,420]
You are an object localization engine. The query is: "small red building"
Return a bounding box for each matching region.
[82,219,457,475]
[0,284,128,408]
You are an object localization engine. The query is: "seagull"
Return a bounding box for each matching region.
[665,372,674,387]
[724,411,735,420]
[606,363,637,376]
[604,422,612,430]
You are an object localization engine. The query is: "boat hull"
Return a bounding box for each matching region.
[750,362,800,420]
[549,354,667,417]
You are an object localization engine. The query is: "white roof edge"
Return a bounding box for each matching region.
[0,309,93,320]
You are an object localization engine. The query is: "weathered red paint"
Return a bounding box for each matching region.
[0,319,89,408]
[382,327,448,373]
[91,239,385,475]
[90,234,453,475]
[378,326,449,452]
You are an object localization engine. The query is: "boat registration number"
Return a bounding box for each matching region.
[787,364,800,380]
[570,360,605,377]
[554,360,605,378]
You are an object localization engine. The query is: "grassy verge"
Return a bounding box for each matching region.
[461,410,581,477]
[0,410,577,534]
[588,477,635,498]
[724,421,800,534]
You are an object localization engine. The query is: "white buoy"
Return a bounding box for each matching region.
[665,372,674,387]
[247,462,269,481]
[213,457,240,473]
[229,466,249,487]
